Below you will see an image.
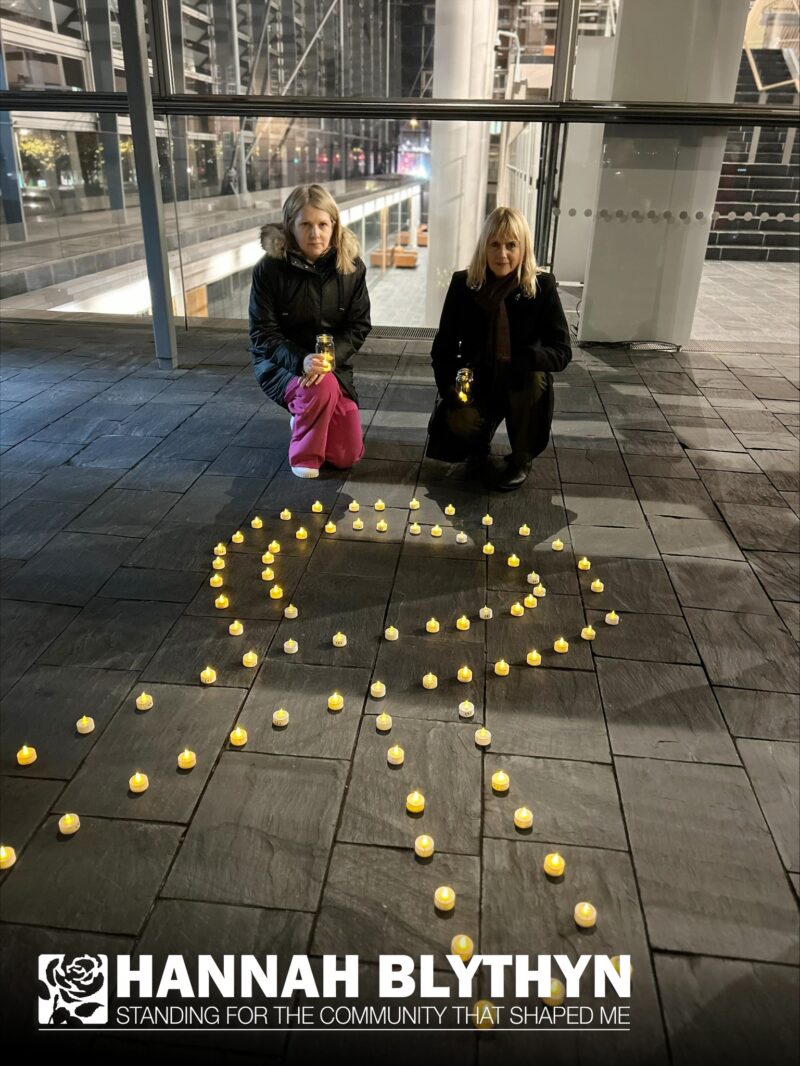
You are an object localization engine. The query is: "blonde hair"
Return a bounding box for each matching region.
[282,184,360,274]
[466,206,541,297]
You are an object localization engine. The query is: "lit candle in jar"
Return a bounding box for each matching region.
[533,583,546,598]
[387,744,404,765]
[543,852,565,877]
[242,650,258,668]
[491,770,510,793]
[280,509,292,521]
[384,626,399,641]
[213,543,226,557]
[494,659,510,676]
[327,692,344,711]
[459,700,475,719]
[456,531,468,544]
[332,631,348,648]
[581,625,596,641]
[352,518,364,530]
[514,806,533,829]
[58,813,80,835]
[406,790,425,813]
[482,542,495,555]
[526,649,542,667]
[591,578,604,593]
[370,680,386,699]
[574,901,597,928]
[284,604,298,619]
[434,885,455,911]
[200,666,217,685]
[415,834,435,858]
[0,846,17,870]
[554,637,569,654]
[510,602,524,617]
[457,665,473,683]
[273,709,290,728]
[482,514,493,527]
[135,692,153,711]
[312,501,324,513]
[479,606,493,620]
[444,503,456,516]
[212,557,225,570]
[605,610,620,625]
[508,553,520,568]
[295,526,308,541]
[129,771,149,793]
[523,593,537,609]
[431,524,443,537]
[231,531,244,544]
[409,498,420,510]
[422,672,438,690]
[578,556,591,571]
[214,594,229,609]
[348,501,360,513]
[451,934,474,962]
[269,584,283,599]
[544,979,565,1006]
[261,567,274,581]
[16,745,37,766]
[178,749,196,769]
[230,726,248,747]
[375,712,392,732]
[519,524,531,537]
[426,618,440,633]
[376,519,388,533]
[251,516,263,529]
[210,573,223,588]
[76,715,95,734]
[268,540,281,554]
[474,727,492,747]
[324,521,336,534]
[262,551,274,564]
[374,499,386,511]
[283,638,299,655]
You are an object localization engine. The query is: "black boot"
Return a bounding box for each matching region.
[492,457,532,492]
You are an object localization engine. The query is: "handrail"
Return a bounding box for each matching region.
[744,0,800,91]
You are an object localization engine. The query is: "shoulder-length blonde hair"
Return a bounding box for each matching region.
[466,206,541,297]
[282,184,360,274]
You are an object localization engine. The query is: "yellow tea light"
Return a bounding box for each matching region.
[544,979,565,1006]
[214,594,229,610]
[533,584,546,598]
[494,659,510,677]
[409,521,421,535]
[210,573,223,588]
[58,813,80,836]
[554,637,569,654]
[507,554,520,568]
[459,700,475,719]
[422,672,438,690]
[177,749,196,770]
[200,666,217,685]
[348,501,360,513]
[474,727,492,747]
[273,709,290,728]
[375,712,392,732]
[574,901,597,928]
[408,498,421,511]
[374,498,386,511]
[482,542,495,556]
[16,745,37,766]
[456,615,471,631]
[295,526,308,541]
[434,885,455,911]
[242,650,258,668]
[76,715,95,735]
[606,610,620,625]
[283,638,299,655]
[527,570,540,585]
[213,543,226,557]
[324,521,336,534]
[457,665,473,684]
[451,934,474,962]
[269,584,283,599]
[384,626,399,641]
[406,790,425,814]
[283,604,298,619]
[415,834,435,858]
[526,649,542,667]
[543,852,565,877]
[510,602,524,617]
[262,551,274,564]
[135,692,153,711]
[129,771,149,793]
[482,514,493,527]
[212,557,225,571]
[250,515,263,529]
[431,524,443,537]
[387,743,404,765]
[426,618,440,634]
[280,508,292,521]
[523,593,537,609]
[376,519,388,533]
[312,501,324,513]
[268,540,281,554]
[456,531,468,544]
[261,567,274,581]
[491,770,510,793]
[578,556,591,571]
[231,531,244,544]
[514,807,533,830]
[332,631,348,648]
[591,578,604,593]
[327,692,344,712]
[581,625,596,641]
[444,503,456,516]
[0,846,17,870]
[471,1000,497,1030]
[479,606,493,620]
[230,726,248,748]
[352,518,364,531]
[370,680,386,699]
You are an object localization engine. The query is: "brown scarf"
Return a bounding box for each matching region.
[472,270,519,364]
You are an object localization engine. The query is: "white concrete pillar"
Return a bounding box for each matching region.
[425,0,497,326]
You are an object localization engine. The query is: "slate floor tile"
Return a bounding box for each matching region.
[596,659,738,764]
[716,502,800,553]
[484,488,571,543]
[205,445,285,479]
[55,682,244,822]
[698,469,786,507]
[561,483,646,528]
[183,552,307,621]
[306,537,401,578]
[487,591,594,671]
[0,817,182,934]
[163,473,268,528]
[486,664,610,763]
[663,557,776,615]
[18,464,120,504]
[714,687,799,742]
[96,565,205,602]
[631,476,720,520]
[774,599,799,642]
[482,754,626,849]
[70,433,162,469]
[326,503,408,544]
[0,599,79,697]
[254,467,346,511]
[2,531,138,606]
[555,448,631,486]
[0,438,83,471]
[0,471,42,506]
[0,776,64,853]
[339,718,482,854]
[745,550,799,602]
[391,555,486,641]
[616,757,799,961]
[615,429,684,456]
[752,449,799,492]
[163,752,346,911]
[342,458,420,507]
[567,524,660,560]
[115,457,209,492]
[141,614,278,687]
[736,739,799,872]
[654,955,800,1066]
[648,516,745,561]
[37,598,184,671]
[622,454,699,479]
[127,521,235,572]
[0,496,87,559]
[410,482,489,526]
[311,843,481,964]
[577,558,681,615]
[684,448,760,473]
[684,608,799,693]
[669,423,744,452]
[222,512,328,557]
[65,488,181,538]
[370,635,486,722]
[587,608,699,665]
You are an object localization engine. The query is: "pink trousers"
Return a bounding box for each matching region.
[284,373,365,470]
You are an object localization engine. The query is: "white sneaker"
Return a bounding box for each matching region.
[290,416,295,432]
[291,466,319,479]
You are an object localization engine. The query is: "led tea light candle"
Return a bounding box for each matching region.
[231,531,244,544]
[510,602,524,617]
[384,625,399,641]
[16,745,37,766]
[605,610,620,625]
[129,771,149,793]
[135,692,153,711]
[514,806,533,830]
[229,618,244,635]
[527,570,540,585]
[273,709,290,728]
[387,744,404,765]
[312,501,324,513]
[581,625,596,641]
[251,516,263,529]
[284,604,298,619]
[177,749,196,770]
[210,573,223,588]
[526,649,542,667]
[533,583,546,598]
[471,1000,497,1030]
[544,979,565,1006]
[374,499,386,511]
[58,813,80,836]
[348,501,360,513]
[444,503,456,516]
[414,834,435,858]
[459,700,475,719]
[578,556,591,571]
[434,885,455,911]
[327,692,344,712]
[352,518,364,531]
[519,524,531,537]
[406,790,425,814]
[491,770,510,793]
[474,726,492,747]
[554,637,569,654]
[456,531,468,544]
[295,526,308,541]
[324,521,336,534]
[242,650,258,668]
[332,631,348,648]
[422,672,438,690]
[457,665,473,683]
[280,509,292,521]
[376,519,388,533]
[508,554,520,568]
[262,551,274,564]
[214,594,229,610]
[456,615,471,631]
[283,638,299,655]
[212,557,225,571]
[591,578,604,593]
[76,715,95,735]
[482,542,495,557]
[269,584,283,599]
[451,934,474,962]
[200,666,217,685]
[479,605,493,620]
[574,902,597,928]
[268,540,281,554]
[261,567,274,581]
[523,593,537,609]
[409,522,421,535]
[426,618,440,634]
[230,726,248,748]
[494,659,510,677]
[375,712,392,732]
[482,514,493,527]
[370,680,386,699]
[214,543,226,557]
[543,852,565,877]
[409,498,420,510]
[431,524,443,537]
[0,846,17,870]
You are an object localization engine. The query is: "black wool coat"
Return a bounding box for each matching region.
[428,269,572,461]
[248,229,371,407]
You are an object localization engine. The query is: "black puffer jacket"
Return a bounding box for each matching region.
[249,226,371,407]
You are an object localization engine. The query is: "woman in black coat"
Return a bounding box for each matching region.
[249,184,371,479]
[427,206,572,491]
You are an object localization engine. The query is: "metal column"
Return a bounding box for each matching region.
[0,45,27,239]
[119,0,178,368]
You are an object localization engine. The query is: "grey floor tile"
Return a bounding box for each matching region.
[0,776,64,853]
[163,752,346,910]
[163,473,268,528]
[587,608,700,665]
[115,457,209,492]
[685,448,760,473]
[0,438,84,471]
[65,488,181,538]
[141,614,278,688]
[567,524,660,560]
[716,502,800,553]
[663,557,777,615]
[615,429,684,457]
[562,483,646,528]
[0,599,79,697]
[391,555,486,640]
[714,687,800,742]
[487,591,594,672]
[669,423,744,452]
[616,757,798,961]
[555,448,631,486]
[370,635,486,722]
[737,739,799,872]
[18,464,120,504]
[96,566,206,603]
[342,458,420,507]
[684,607,799,693]
[622,454,699,479]
[752,449,799,492]
[0,496,87,559]
[775,598,800,642]
[205,445,285,479]
[576,558,681,615]
[0,471,42,506]
[400,521,488,561]
[2,531,138,606]
[484,487,571,542]
[306,538,401,578]
[184,552,308,621]
[596,659,738,764]
[699,469,787,507]
[70,433,162,470]
[745,550,800,603]
[648,515,745,561]
[631,476,720,520]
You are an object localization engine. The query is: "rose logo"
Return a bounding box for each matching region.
[38,954,108,1025]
